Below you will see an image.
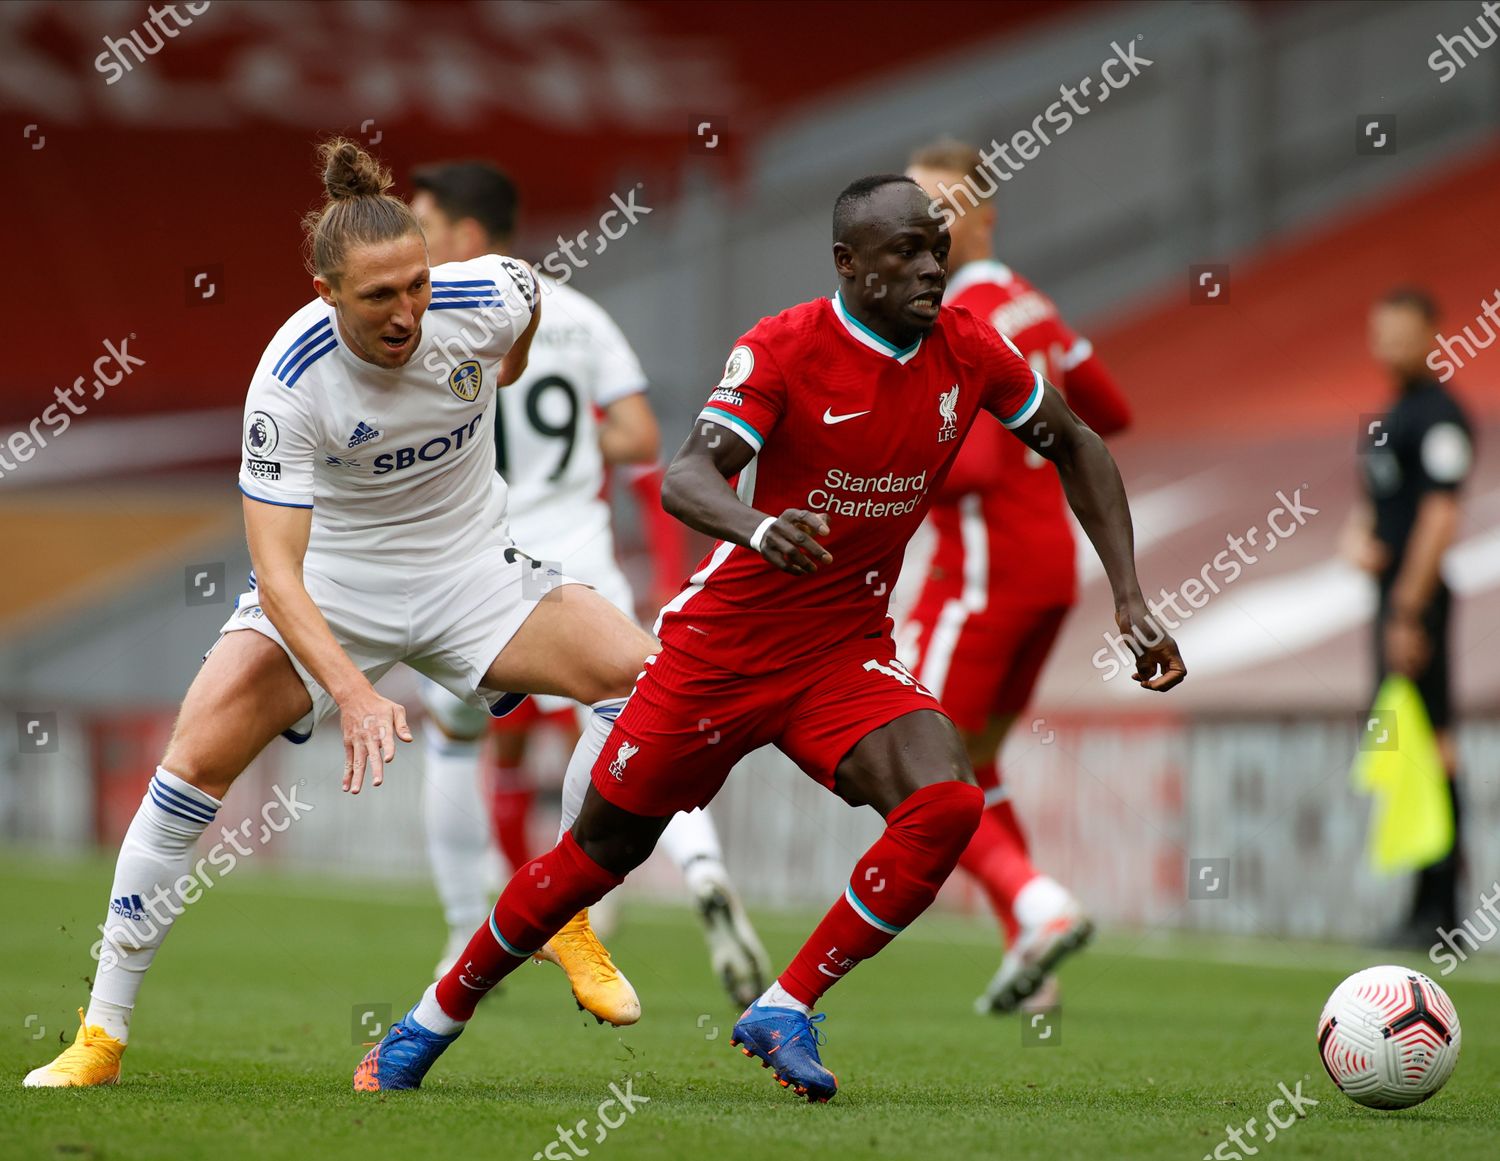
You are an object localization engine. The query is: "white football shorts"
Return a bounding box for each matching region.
[215,541,585,742]
[417,535,638,725]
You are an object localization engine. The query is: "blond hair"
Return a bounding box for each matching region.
[908,137,993,201]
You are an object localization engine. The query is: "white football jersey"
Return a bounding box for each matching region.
[237,254,538,572]
[495,276,647,566]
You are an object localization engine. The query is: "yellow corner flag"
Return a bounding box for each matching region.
[1351,675,1453,873]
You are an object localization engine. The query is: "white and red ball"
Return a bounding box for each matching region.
[1317,965,1461,1109]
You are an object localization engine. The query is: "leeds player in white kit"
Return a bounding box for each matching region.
[24,140,656,1088]
[409,161,769,1009]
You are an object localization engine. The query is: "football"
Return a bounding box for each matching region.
[1317,965,1461,1109]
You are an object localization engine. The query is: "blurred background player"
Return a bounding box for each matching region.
[408,160,770,1008]
[1340,287,1474,946]
[901,139,1133,1014]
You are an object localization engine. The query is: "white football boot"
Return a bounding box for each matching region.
[976,877,1092,1015]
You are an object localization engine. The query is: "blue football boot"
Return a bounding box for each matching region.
[730,1002,838,1102]
[353,1006,461,1092]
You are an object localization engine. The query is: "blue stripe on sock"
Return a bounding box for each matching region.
[488,912,536,958]
[592,699,626,723]
[149,782,216,823]
[150,777,219,821]
[844,884,904,935]
[149,787,214,826]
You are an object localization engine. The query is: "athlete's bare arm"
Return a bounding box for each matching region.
[598,393,660,465]
[242,497,412,791]
[1339,497,1387,574]
[662,420,834,575]
[1384,490,1460,678]
[1016,385,1186,692]
[496,296,541,387]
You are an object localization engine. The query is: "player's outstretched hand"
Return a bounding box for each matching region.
[1116,608,1187,692]
[337,689,413,793]
[757,509,833,576]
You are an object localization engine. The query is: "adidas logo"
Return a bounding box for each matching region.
[110,894,146,921]
[347,420,381,448]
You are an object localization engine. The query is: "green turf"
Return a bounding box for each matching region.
[2,852,1496,1161]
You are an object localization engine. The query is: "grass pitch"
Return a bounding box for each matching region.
[3,851,1497,1160]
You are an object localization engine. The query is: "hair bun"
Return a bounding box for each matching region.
[319,137,393,201]
[301,136,420,282]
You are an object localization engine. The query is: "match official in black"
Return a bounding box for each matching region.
[1341,287,1474,944]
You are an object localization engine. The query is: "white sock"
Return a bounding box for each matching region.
[89,767,223,1042]
[556,698,628,840]
[659,808,726,896]
[413,982,465,1036]
[421,728,493,936]
[758,980,812,1016]
[1013,875,1073,930]
[84,997,132,1043]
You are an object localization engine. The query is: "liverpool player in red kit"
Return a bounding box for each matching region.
[357,175,1184,1102]
[904,140,1133,1015]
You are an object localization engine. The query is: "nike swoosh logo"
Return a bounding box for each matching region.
[822,408,871,425]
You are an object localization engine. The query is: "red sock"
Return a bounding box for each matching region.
[434,832,621,1021]
[489,760,536,871]
[957,760,1039,942]
[779,781,981,1007]
[959,810,1039,942]
[989,798,1031,859]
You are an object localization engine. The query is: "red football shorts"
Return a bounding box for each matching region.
[589,634,950,817]
[906,598,1071,733]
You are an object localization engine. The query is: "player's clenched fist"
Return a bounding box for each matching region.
[338,688,413,793]
[754,508,834,575]
[1115,607,1187,692]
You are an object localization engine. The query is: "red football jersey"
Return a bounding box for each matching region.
[655,292,1041,676]
[924,260,1129,610]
